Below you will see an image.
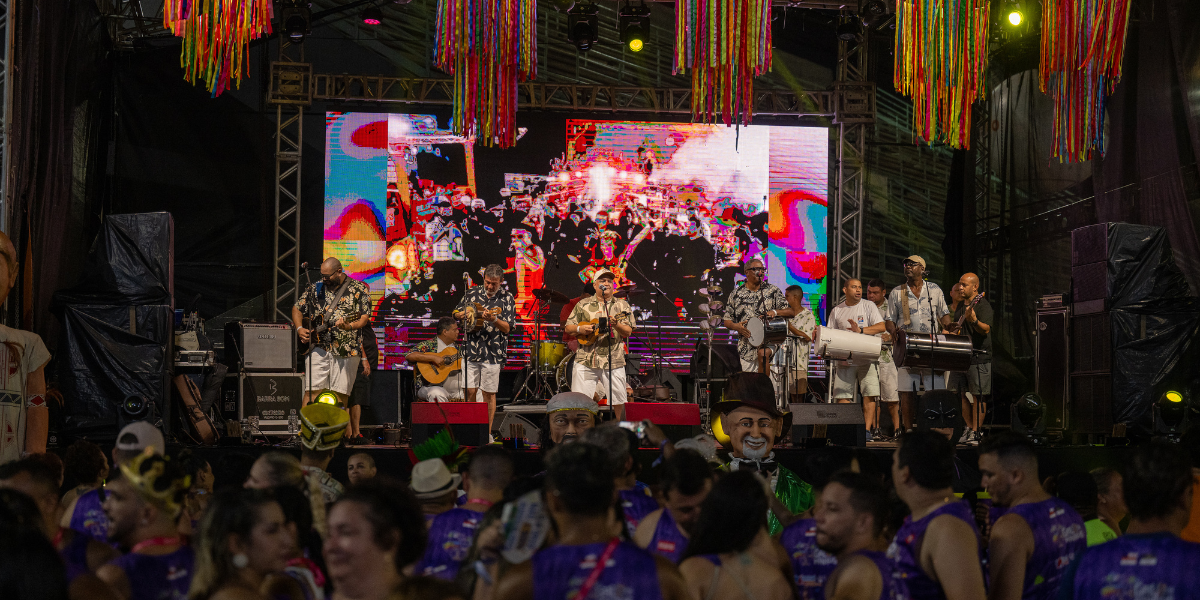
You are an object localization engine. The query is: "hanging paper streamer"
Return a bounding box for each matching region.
[673,0,772,126]
[162,0,273,97]
[435,0,537,149]
[893,0,990,149]
[1039,0,1132,163]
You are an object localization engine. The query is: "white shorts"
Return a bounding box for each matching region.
[465,362,501,394]
[878,360,899,403]
[832,363,880,399]
[896,368,945,394]
[304,347,358,395]
[417,373,464,401]
[571,361,628,405]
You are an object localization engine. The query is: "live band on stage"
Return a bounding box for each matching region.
[293,252,995,446]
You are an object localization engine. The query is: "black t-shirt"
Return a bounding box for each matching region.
[952,296,993,364]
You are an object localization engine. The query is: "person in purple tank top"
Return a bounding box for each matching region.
[818,471,909,600]
[1060,441,1200,600]
[495,442,690,600]
[62,422,165,542]
[97,449,195,600]
[888,431,986,600]
[634,449,714,563]
[581,424,660,537]
[416,445,514,580]
[978,432,1086,600]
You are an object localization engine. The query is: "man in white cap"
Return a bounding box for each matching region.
[565,269,637,421]
[883,255,952,432]
[60,420,166,539]
[410,458,463,522]
[543,391,601,450]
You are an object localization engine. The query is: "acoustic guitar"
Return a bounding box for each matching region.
[416,346,462,385]
[576,311,632,346]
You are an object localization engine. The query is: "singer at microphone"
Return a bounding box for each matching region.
[882,254,952,432]
[564,268,637,421]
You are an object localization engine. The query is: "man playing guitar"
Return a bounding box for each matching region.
[293,257,373,406]
[946,272,992,445]
[722,258,795,376]
[405,317,464,402]
[565,269,637,421]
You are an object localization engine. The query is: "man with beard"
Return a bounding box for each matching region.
[541,391,600,451]
[634,449,713,563]
[714,372,813,535]
[293,257,373,407]
[978,433,1085,600]
[780,448,857,600]
[415,446,514,580]
[96,450,195,600]
[61,421,164,543]
[883,256,951,431]
[724,258,795,376]
[452,264,516,434]
[817,471,908,600]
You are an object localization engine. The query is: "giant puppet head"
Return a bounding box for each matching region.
[713,373,792,461]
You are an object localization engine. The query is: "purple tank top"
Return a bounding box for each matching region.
[647,509,689,564]
[1004,498,1086,600]
[414,507,485,580]
[60,531,91,582]
[619,488,659,538]
[532,541,663,600]
[108,546,195,600]
[780,517,838,600]
[69,488,111,542]
[1064,533,1200,600]
[853,549,910,600]
[888,500,980,600]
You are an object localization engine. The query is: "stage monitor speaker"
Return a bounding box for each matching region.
[225,322,295,372]
[239,373,303,436]
[625,403,702,442]
[1069,373,1113,434]
[495,412,541,445]
[411,402,490,446]
[690,341,742,379]
[788,403,865,447]
[1035,308,1070,431]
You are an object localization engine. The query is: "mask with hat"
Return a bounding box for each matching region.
[712,373,791,464]
[299,403,349,452]
[545,392,599,445]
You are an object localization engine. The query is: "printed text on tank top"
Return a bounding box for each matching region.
[575,538,621,600]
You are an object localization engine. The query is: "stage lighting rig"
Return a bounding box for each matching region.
[362,5,383,25]
[315,390,340,406]
[1003,0,1024,26]
[836,14,862,41]
[567,1,599,51]
[619,2,650,53]
[1011,392,1047,443]
[1155,390,1188,441]
[281,0,312,43]
[859,0,887,28]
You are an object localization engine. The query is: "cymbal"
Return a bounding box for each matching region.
[615,286,645,298]
[532,287,572,304]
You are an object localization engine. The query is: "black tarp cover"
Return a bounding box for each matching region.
[51,212,173,307]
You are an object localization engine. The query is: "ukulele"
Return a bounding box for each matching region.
[576,311,632,345]
[460,302,500,332]
[946,292,985,334]
[416,346,462,385]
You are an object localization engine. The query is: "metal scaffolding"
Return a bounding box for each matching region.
[0,0,12,234]
[269,43,312,323]
[830,31,875,301]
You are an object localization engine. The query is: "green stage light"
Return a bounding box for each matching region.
[316,390,340,406]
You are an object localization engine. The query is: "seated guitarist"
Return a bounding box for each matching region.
[293,257,373,406]
[406,317,464,402]
[564,269,637,421]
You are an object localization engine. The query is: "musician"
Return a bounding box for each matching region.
[406,317,464,402]
[827,278,886,441]
[452,264,515,436]
[559,281,594,353]
[293,257,373,406]
[882,255,952,431]
[784,285,816,404]
[564,269,636,421]
[947,273,992,446]
[866,279,901,439]
[723,258,794,376]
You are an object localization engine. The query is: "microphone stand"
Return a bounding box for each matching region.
[626,257,667,375]
[603,288,615,420]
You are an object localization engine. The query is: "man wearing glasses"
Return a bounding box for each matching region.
[882,255,952,432]
[723,258,795,378]
[293,257,373,406]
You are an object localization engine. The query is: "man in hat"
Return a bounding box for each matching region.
[723,257,794,377]
[543,391,601,451]
[714,372,813,535]
[883,255,952,431]
[410,458,462,522]
[565,268,637,421]
[299,403,349,504]
[415,446,514,580]
[60,420,165,542]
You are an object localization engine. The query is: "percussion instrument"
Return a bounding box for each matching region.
[746,316,788,348]
[892,330,973,372]
[532,287,573,304]
[812,326,881,366]
[555,352,576,392]
[535,341,567,373]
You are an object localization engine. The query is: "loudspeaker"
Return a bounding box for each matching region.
[1035,308,1070,431]
[625,403,702,442]
[690,342,742,378]
[225,322,295,372]
[788,404,866,447]
[915,390,964,444]
[1071,262,1108,302]
[239,373,304,436]
[411,402,490,446]
[1071,312,1112,374]
[1069,373,1113,434]
[1071,223,1109,266]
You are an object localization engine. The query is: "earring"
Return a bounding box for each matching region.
[232,554,250,569]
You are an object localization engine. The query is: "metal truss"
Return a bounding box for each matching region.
[97,0,171,49]
[0,0,11,234]
[830,30,875,302]
[269,43,310,323]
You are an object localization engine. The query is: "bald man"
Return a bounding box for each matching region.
[294,257,374,406]
[827,278,886,440]
[946,272,992,445]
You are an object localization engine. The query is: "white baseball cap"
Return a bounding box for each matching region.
[115,421,165,455]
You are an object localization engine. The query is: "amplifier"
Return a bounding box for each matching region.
[412,402,490,446]
[788,403,866,447]
[1036,294,1069,309]
[239,373,304,436]
[225,322,295,372]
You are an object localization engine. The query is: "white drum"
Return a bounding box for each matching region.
[813,325,882,366]
[746,316,788,348]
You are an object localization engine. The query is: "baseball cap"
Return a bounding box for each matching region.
[115,421,165,455]
[904,255,926,268]
[591,268,616,283]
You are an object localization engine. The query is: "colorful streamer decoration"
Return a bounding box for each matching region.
[1039,0,1132,163]
[162,0,274,96]
[673,0,773,126]
[435,0,537,149]
[893,0,990,149]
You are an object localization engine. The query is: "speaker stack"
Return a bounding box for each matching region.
[1067,224,1114,435]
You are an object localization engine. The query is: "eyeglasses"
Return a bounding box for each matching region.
[903,261,921,268]
[747,267,766,273]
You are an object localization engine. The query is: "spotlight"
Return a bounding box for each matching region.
[282,1,312,43]
[315,390,340,406]
[836,15,862,41]
[1004,1,1024,26]
[859,0,887,27]
[1011,392,1046,442]
[1157,390,1187,431]
[619,3,650,53]
[567,2,599,51]
[362,6,383,25]
[121,394,151,420]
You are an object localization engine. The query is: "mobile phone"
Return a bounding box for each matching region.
[598,317,609,333]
